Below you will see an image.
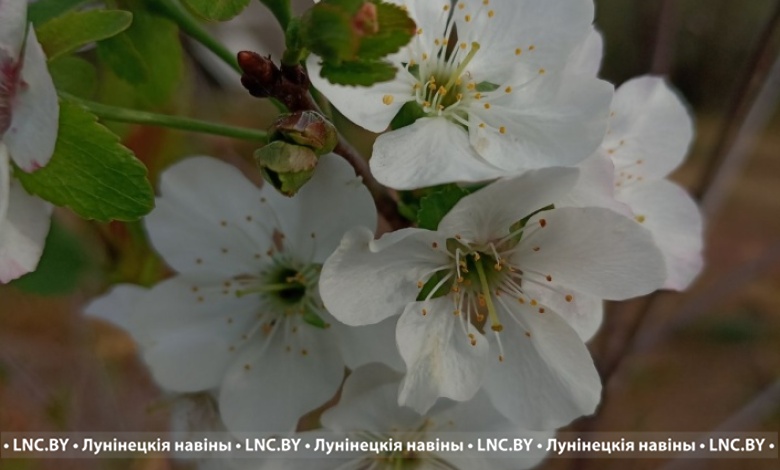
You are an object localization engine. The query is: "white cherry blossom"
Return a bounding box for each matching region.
[256,364,551,470]
[320,167,666,429]
[86,154,393,434]
[564,76,704,290]
[308,0,613,189]
[0,2,58,282]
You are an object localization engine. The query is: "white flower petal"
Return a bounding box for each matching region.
[617,179,704,290]
[397,297,489,414]
[270,153,377,263]
[438,167,579,242]
[0,0,26,59]
[5,28,59,172]
[469,74,613,173]
[219,321,344,433]
[329,314,405,372]
[515,206,666,300]
[306,55,413,133]
[135,276,260,392]
[458,0,595,84]
[0,178,52,283]
[0,144,10,231]
[145,157,275,277]
[320,226,447,326]
[321,363,421,433]
[371,117,502,189]
[485,305,601,429]
[558,152,632,216]
[84,284,148,335]
[605,76,693,180]
[521,285,604,342]
[565,27,604,77]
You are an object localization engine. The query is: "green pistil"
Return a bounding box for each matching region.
[442,42,480,92]
[474,255,503,332]
[235,283,302,298]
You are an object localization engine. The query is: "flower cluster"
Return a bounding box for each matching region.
[84,0,704,468]
[0,2,58,283]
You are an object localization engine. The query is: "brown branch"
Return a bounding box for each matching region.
[694,2,780,201]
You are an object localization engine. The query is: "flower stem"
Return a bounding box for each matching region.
[61,93,268,142]
[150,0,240,73]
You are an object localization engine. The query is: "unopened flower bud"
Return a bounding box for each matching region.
[255,141,319,197]
[270,111,338,156]
[238,51,280,98]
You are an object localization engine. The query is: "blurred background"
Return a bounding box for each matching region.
[1,0,779,469]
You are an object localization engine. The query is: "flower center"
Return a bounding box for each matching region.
[411,41,481,116]
[234,256,327,329]
[417,215,576,362]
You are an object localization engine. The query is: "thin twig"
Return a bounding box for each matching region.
[694,2,780,201]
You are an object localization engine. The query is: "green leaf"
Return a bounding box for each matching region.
[10,223,90,296]
[320,60,396,86]
[358,1,416,60]
[28,0,90,26]
[15,100,155,222]
[48,56,98,99]
[260,0,293,28]
[182,0,250,21]
[36,10,134,61]
[301,4,357,62]
[96,7,184,106]
[417,185,472,230]
[96,32,150,85]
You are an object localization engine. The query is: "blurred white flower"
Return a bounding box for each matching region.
[0,2,58,282]
[321,167,666,428]
[86,154,394,434]
[308,0,613,189]
[564,76,704,290]
[256,364,551,470]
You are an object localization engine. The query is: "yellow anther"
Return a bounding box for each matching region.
[499,126,506,134]
[488,10,495,17]
[382,95,394,105]
[515,48,522,55]
[635,215,646,223]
